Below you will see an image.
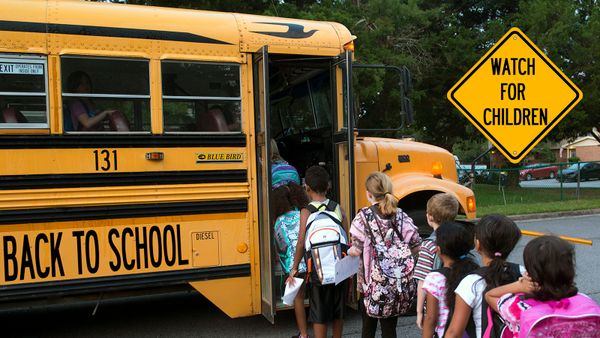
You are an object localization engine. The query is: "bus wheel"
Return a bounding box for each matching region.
[405,209,430,239]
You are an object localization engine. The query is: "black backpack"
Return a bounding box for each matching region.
[464,262,522,338]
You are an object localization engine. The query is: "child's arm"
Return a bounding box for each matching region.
[485,273,535,313]
[340,206,348,230]
[416,280,425,329]
[422,291,439,338]
[348,211,365,257]
[287,208,310,286]
[444,296,473,338]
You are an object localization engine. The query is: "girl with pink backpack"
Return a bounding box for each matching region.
[486,235,600,337]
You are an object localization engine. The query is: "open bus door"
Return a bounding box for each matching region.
[333,51,356,221]
[332,51,358,307]
[253,46,276,323]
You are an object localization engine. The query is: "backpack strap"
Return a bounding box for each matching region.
[325,199,338,212]
[369,205,404,241]
[306,200,338,214]
[306,204,319,214]
[475,262,522,338]
[304,203,344,235]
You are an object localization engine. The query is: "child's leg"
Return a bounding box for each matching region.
[360,297,377,338]
[416,280,425,329]
[379,316,398,338]
[332,319,343,338]
[313,323,327,338]
[293,284,308,337]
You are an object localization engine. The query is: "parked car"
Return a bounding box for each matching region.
[557,162,600,182]
[454,155,487,184]
[519,163,559,180]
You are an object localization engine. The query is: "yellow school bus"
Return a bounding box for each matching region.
[0,0,475,321]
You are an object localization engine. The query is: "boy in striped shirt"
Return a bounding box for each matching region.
[414,193,459,329]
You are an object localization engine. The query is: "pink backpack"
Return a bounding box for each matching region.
[519,293,600,337]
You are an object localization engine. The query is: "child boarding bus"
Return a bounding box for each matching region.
[0,0,475,322]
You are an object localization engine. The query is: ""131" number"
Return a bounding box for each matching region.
[93,149,118,171]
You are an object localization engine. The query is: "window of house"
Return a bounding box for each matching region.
[61,56,150,132]
[162,61,241,133]
[0,55,49,129]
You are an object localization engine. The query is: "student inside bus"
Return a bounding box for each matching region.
[195,105,240,132]
[196,105,230,132]
[64,71,128,131]
[0,105,28,124]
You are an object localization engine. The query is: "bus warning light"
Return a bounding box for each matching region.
[145,152,164,161]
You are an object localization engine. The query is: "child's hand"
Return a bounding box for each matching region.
[286,268,298,286]
[348,246,361,257]
[518,272,537,293]
[416,312,423,329]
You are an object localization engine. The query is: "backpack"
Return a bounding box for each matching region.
[361,206,416,318]
[273,210,305,274]
[304,200,348,285]
[465,262,522,338]
[519,293,600,338]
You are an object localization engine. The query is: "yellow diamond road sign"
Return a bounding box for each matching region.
[448,27,583,163]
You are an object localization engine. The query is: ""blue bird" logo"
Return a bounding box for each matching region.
[251,22,318,39]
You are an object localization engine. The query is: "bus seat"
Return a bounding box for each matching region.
[1,107,28,123]
[197,108,229,132]
[108,110,130,131]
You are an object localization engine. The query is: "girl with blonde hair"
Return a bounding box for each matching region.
[348,172,422,338]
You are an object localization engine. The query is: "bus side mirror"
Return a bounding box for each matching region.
[402,97,414,126]
[401,66,413,126]
[352,64,413,131]
[592,127,600,144]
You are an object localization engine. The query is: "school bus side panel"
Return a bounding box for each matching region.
[190,61,260,318]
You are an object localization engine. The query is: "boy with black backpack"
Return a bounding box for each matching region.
[287,166,348,338]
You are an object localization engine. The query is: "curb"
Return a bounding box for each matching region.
[480,208,600,222]
[508,208,600,221]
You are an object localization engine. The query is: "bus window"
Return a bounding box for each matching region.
[162,61,241,133]
[61,56,150,132]
[0,55,48,128]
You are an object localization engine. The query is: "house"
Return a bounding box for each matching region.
[553,136,600,162]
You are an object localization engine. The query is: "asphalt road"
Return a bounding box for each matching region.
[2,214,600,338]
[519,178,600,188]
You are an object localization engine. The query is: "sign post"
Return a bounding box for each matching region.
[448,27,583,164]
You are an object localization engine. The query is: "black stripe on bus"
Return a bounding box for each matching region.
[0,20,233,45]
[0,170,247,190]
[0,200,247,225]
[0,264,251,301]
[0,134,246,148]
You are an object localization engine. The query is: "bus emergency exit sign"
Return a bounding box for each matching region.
[447,27,583,163]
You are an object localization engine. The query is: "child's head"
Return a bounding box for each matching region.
[304,165,329,195]
[475,214,522,289]
[271,182,308,220]
[365,172,398,217]
[426,193,459,228]
[436,221,479,310]
[437,221,476,262]
[524,235,578,301]
[475,214,521,259]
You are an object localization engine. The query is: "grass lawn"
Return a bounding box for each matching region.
[473,184,600,217]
